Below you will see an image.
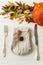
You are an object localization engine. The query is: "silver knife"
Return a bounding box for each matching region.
[34,24,40,60]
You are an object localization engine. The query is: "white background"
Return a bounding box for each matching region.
[0,0,43,65]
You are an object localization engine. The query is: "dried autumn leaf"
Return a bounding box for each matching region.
[24,12,28,18]
[29,6,34,11]
[22,3,25,9]
[25,5,30,10]
[25,17,30,23]
[0,12,9,15]
[16,2,22,6]
[18,18,23,24]
[14,13,18,19]
[4,1,15,12]
[10,13,15,20]
[2,5,10,11]
[8,1,14,6]
[33,2,37,5]
[30,17,34,22]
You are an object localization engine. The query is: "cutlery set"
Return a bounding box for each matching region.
[3,24,40,61]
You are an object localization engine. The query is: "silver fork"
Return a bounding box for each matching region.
[3,25,8,57]
[34,24,40,61]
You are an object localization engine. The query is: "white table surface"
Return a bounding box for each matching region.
[0,0,43,65]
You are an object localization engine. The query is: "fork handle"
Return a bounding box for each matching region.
[3,38,6,57]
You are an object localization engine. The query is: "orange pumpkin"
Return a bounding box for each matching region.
[32,2,43,26]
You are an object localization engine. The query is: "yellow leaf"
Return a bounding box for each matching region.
[24,12,28,18]
[14,13,18,19]
[18,18,23,24]
[8,1,14,6]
